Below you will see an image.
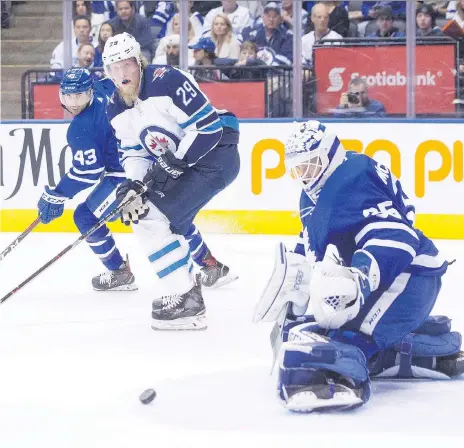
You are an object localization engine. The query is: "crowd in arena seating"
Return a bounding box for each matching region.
[13,1,464,117]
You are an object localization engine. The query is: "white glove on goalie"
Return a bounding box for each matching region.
[253,243,313,323]
[310,244,367,329]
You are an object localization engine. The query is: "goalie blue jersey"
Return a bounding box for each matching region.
[295,151,448,293]
[55,78,124,199]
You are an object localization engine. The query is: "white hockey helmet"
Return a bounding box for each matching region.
[285,120,344,193]
[102,32,142,79]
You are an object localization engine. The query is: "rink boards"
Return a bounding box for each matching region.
[1,119,464,238]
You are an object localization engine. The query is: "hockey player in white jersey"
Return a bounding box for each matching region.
[102,33,240,331]
[254,120,464,413]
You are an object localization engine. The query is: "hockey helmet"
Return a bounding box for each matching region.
[59,67,94,114]
[102,32,142,81]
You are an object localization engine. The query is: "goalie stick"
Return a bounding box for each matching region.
[0,217,41,263]
[0,184,148,305]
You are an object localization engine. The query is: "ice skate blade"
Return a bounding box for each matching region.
[204,272,239,289]
[93,283,138,292]
[151,314,207,331]
[284,390,363,413]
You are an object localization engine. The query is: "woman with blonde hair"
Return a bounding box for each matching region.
[154,14,196,66]
[210,13,241,59]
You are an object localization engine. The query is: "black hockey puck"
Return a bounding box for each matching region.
[139,388,156,404]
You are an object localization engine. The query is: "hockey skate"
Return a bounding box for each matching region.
[282,370,369,413]
[92,256,138,291]
[200,250,238,288]
[151,277,207,331]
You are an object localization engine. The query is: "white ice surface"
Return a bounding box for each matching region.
[0,233,463,448]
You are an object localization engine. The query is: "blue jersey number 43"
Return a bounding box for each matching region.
[74,148,97,166]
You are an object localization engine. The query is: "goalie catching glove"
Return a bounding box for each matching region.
[310,245,380,329]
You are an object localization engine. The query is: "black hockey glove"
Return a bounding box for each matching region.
[116,179,150,225]
[143,151,188,193]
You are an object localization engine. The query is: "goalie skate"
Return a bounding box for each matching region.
[200,250,238,288]
[282,372,365,413]
[151,278,207,331]
[92,256,137,291]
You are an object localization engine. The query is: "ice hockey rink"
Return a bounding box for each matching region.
[0,232,463,448]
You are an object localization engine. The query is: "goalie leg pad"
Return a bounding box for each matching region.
[278,323,370,413]
[253,243,312,323]
[369,315,463,379]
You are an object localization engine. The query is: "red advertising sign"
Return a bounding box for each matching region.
[314,44,456,115]
[32,81,265,119]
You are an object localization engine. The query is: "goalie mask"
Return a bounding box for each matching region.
[59,68,94,115]
[284,120,345,197]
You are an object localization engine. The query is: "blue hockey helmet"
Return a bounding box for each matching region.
[285,120,345,195]
[59,68,94,114]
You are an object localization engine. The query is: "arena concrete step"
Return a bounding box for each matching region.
[2,40,60,65]
[13,1,61,16]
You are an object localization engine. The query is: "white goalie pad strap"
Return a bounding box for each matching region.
[253,243,312,323]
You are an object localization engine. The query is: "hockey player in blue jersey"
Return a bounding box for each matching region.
[37,68,137,292]
[254,120,463,413]
[101,33,240,331]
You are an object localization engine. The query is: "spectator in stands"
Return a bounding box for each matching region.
[76,43,95,68]
[447,0,464,25]
[237,1,265,19]
[350,1,406,20]
[280,0,308,32]
[73,1,91,19]
[51,15,96,70]
[191,1,221,17]
[211,13,241,59]
[73,1,110,39]
[334,77,386,117]
[416,3,444,36]
[152,1,203,40]
[108,0,154,60]
[165,13,197,43]
[368,5,406,38]
[447,1,461,19]
[189,37,225,81]
[350,2,406,36]
[302,3,342,68]
[419,1,448,18]
[202,0,253,38]
[241,2,293,65]
[94,21,114,67]
[230,40,267,79]
[324,1,350,37]
[152,34,182,65]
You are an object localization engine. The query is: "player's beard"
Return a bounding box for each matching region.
[119,79,141,107]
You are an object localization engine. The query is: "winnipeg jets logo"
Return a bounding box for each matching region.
[139,126,178,157]
[149,134,168,153]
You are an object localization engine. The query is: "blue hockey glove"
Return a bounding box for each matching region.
[143,151,188,192]
[116,179,149,225]
[37,186,67,224]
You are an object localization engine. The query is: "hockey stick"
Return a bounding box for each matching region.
[0,185,147,305]
[0,217,41,263]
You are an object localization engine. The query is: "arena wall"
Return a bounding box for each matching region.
[1,119,463,238]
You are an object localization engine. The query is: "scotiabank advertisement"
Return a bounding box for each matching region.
[314,44,456,115]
